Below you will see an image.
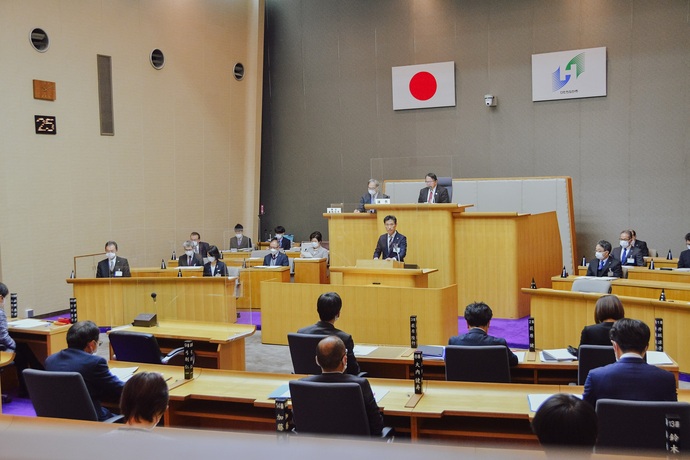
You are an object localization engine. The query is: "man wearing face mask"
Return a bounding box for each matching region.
[355,179,389,213]
[178,240,204,267]
[273,226,292,250]
[300,231,329,262]
[263,238,289,266]
[96,241,131,278]
[229,223,252,250]
[189,232,210,259]
[677,232,690,269]
[585,240,623,278]
[611,230,644,266]
[45,321,125,421]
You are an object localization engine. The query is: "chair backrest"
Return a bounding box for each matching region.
[287,333,327,374]
[108,331,164,364]
[577,345,616,385]
[648,248,658,257]
[23,369,99,421]
[571,278,612,293]
[444,345,511,383]
[596,399,690,451]
[289,380,370,436]
[438,176,453,202]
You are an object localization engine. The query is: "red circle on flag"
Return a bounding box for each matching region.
[409,72,437,101]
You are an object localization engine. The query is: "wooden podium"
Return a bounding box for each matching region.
[237,266,290,310]
[293,258,328,284]
[330,259,437,288]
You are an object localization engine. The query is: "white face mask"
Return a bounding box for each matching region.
[687,245,690,251]
[236,233,243,239]
[207,256,216,262]
[595,251,605,260]
[276,234,283,240]
[619,240,629,248]
[106,252,117,260]
[368,189,376,196]
[185,250,194,257]
[270,248,279,255]
[311,241,319,248]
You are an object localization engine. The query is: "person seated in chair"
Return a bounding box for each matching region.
[630,229,649,258]
[229,223,252,250]
[300,231,329,262]
[300,336,383,436]
[578,295,625,349]
[119,372,169,430]
[585,240,623,278]
[203,245,228,277]
[417,173,449,204]
[448,301,518,367]
[263,238,289,266]
[611,230,644,266]
[678,232,690,269]
[531,393,598,450]
[354,179,389,213]
[45,321,124,421]
[273,226,292,250]
[178,240,203,267]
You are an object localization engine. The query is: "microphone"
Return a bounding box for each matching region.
[151,292,157,303]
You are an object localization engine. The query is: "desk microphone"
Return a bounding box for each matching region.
[151,292,157,303]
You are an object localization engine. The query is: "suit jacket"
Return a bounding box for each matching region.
[633,239,649,257]
[448,328,519,367]
[357,192,390,213]
[195,241,210,258]
[579,321,614,348]
[583,356,677,407]
[417,185,450,204]
[611,246,644,266]
[301,373,383,435]
[203,260,228,277]
[585,257,623,278]
[276,237,291,250]
[373,232,407,262]
[263,252,289,267]
[178,253,204,267]
[229,236,252,249]
[678,249,690,269]
[45,348,124,421]
[96,257,131,278]
[297,321,360,375]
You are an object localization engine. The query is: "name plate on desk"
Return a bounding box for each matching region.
[326,207,342,213]
[375,198,390,204]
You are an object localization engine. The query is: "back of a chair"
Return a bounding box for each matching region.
[571,278,612,293]
[23,369,99,421]
[289,380,370,436]
[445,345,511,383]
[438,176,453,202]
[596,399,690,451]
[287,333,327,375]
[578,345,616,385]
[648,248,658,258]
[108,331,164,364]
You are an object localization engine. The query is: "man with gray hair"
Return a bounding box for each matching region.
[355,179,389,213]
[178,240,203,267]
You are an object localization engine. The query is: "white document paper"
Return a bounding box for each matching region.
[514,351,526,363]
[370,386,390,403]
[110,366,139,382]
[9,319,51,329]
[353,345,378,356]
[646,351,673,365]
[541,349,576,362]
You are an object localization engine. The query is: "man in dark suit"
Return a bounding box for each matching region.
[611,230,644,266]
[355,179,389,213]
[585,240,623,277]
[300,336,383,436]
[630,229,650,257]
[417,172,450,204]
[297,292,360,375]
[373,214,407,262]
[229,223,252,249]
[178,240,204,267]
[45,321,124,421]
[678,232,690,269]
[263,238,289,266]
[448,302,518,367]
[583,318,677,407]
[273,226,292,250]
[190,232,209,259]
[95,241,131,278]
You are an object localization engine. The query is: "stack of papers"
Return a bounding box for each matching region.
[9,319,51,329]
[110,366,139,382]
[647,351,673,365]
[353,345,378,356]
[541,349,576,361]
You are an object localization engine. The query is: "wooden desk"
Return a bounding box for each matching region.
[7,320,70,365]
[108,320,255,370]
[330,266,437,288]
[627,267,690,284]
[237,267,290,311]
[645,257,679,269]
[220,250,253,267]
[67,277,237,327]
[131,267,203,277]
[552,275,690,302]
[293,258,328,284]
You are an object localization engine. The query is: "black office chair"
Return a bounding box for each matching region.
[577,345,616,385]
[444,345,511,383]
[596,399,690,452]
[289,380,392,439]
[108,331,186,365]
[287,333,327,375]
[23,369,122,422]
[438,176,453,202]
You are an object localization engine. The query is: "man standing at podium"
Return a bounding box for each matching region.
[373,215,407,262]
[417,173,449,204]
[96,241,131,278]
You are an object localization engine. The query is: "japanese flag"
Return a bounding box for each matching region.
[392,61,456,111]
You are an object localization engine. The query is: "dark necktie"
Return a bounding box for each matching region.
[621,249,627,263]
[598,260,604,271]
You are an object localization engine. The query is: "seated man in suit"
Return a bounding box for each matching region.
[190,232,209,259]
[229,223,252,250]
[263,238,289,266]
[585,240,623,278]
[531,393,598,449]
[273,226,292,250]
[373,214,407,262]
[678,232,690,269]
[630,229,649,257]
[300,336,383,436]
[448,302,518,367]
[611,230,644,266]
[583,318,677,407]
[178,240,204,267]
[45,321,125,421]
[417,172,450,204]
[354,179,389,213]
[96,241,131,278]
[297,292,359,375]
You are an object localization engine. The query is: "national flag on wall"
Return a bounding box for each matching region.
[392,61,456,111]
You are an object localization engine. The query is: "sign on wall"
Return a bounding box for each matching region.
[392,61,456,110]
[532,47,607,102]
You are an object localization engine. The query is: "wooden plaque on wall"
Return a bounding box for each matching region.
[33,80,56,101]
